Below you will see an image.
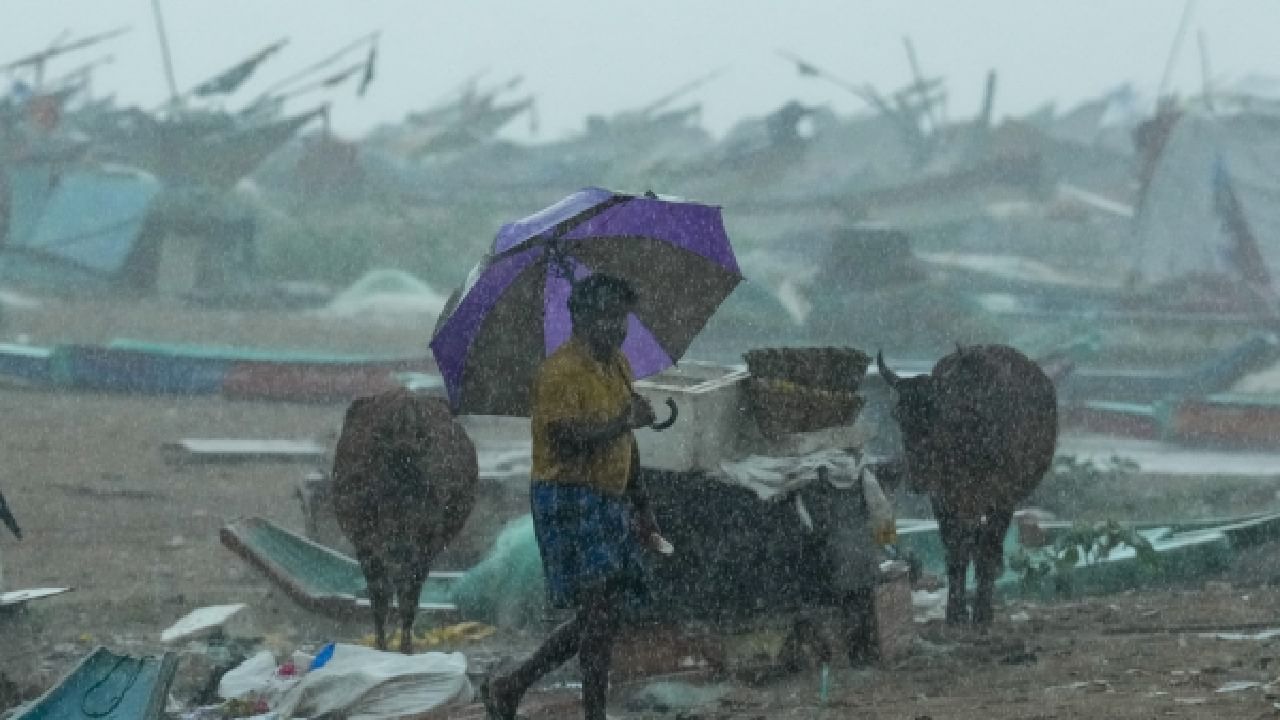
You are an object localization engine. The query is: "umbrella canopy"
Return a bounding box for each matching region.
[430,187,742,416]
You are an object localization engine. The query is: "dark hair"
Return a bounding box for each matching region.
[568,274,637,319]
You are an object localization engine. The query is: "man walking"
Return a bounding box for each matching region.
[483,274,660,720]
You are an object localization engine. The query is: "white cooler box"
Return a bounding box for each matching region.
[633,361,751,473]
[635,361,868,473]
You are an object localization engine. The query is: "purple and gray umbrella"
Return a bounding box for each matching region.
[429,187,742,417]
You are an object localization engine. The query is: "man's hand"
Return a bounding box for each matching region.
[549,397,646,461]
[628,393,657,429]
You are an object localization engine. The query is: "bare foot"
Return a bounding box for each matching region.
[480,676,519,720]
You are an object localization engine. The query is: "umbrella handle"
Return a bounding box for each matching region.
[651,398,678,431]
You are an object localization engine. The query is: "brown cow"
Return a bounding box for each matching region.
[332,389,479,652]
[878,344,1058,625]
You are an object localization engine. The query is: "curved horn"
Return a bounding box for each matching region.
[876,351,901,388]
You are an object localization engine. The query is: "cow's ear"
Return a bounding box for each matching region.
[415,394,453,421]
[344,394,377,420]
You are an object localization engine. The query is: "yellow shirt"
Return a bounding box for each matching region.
[530,338,635,496]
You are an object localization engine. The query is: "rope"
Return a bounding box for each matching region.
[80,655,144,718]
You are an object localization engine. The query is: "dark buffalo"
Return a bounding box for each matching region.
[332,389,479,652]
[877,344,1058,625]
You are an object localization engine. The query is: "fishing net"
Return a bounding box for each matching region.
[446,515,547,629]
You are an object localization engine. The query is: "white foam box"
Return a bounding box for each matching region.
[633,361,752,473]
[635,361,869,472]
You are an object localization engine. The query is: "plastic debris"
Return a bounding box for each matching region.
[272,644,472,719]
[1202,628,1280,641]
[1216,681,1263,693]
[359,621,497,652]
[624,680,732,713]
[218,651,297,704]
[161,604,251,644]
[311,643,336,671]
[0,587,72,609]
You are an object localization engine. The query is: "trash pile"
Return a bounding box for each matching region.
[7,603,487,720]
[207,643,472,720]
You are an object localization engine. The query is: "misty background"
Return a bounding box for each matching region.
[5,0,1278,140]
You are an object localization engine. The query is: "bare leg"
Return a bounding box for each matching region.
[578,587,621,720]
[485,613,585,719]
[396,571,427,654]
[972,510,1013,626]
[842,588,877,666]
[936,508,973,625]
[359,552,392,651]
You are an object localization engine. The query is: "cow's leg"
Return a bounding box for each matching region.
[396,569,427,654]
[358,551,393,651]
[935,504,974,625]
[972,508,1014,627]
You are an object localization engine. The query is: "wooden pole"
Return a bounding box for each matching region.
[902,36,937,131]
[1198,29,1215,112]
[1157,0,1195,99]
[150,0,181,108]
[976,70,997,129]
[255,31,378,100]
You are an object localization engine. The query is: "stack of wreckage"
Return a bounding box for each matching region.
[16,53,1280,717]
[11,30,1280,446]
[0,28,366,301]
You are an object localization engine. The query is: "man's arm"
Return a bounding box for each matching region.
[626,442,649,508]
[627,442,661,531]
[536,361,630,462]
[549,408,633,461]
[548,391,654,462]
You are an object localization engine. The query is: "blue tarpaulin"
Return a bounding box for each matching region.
[2,163,160,276]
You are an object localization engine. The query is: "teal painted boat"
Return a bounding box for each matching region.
[106,338,425,365]
[15,647,176,720]
[219,517,458,618]
[899,513,1280,601]
[226,513,1280,625]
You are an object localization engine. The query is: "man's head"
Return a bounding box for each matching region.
[569,274,637,357]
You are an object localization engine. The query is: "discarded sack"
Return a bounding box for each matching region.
[272,644,472,720]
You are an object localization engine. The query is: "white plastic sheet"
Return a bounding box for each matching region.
[272,644,472,720]
[717,449,865,501]
[218,651,297,703]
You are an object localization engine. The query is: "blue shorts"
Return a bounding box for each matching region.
[530,481,649,610]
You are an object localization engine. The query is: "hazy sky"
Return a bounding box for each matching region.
[4,1,1278,140]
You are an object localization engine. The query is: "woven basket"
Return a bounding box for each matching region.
[744,346,871,393]
[747,378,865,439]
